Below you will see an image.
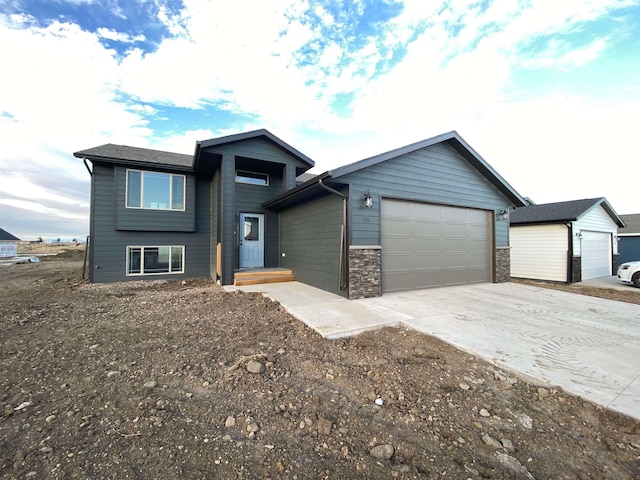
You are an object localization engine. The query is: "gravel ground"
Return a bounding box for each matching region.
[1,250,639,479]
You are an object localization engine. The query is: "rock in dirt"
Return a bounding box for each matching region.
[225,416,236,428]
[370,444,394,460]
[246,360,265,374]
[144,380,158,389]
[481,434,503,449]
[495,452,535,479]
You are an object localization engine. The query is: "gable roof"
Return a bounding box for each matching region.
[74,144,193,170]
[264,131,527,209]
[0,228,20,241]
[195,129,315,168]
[619,214,640,235]
[510,197,625,227]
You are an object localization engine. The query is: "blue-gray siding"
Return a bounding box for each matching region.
[279,193,345,297]
[619,237,640,264]
[338,143,511,247]
[209,170,220,278]
[205,137,309,170]
[90,164,210,282]
[235,174,284,269]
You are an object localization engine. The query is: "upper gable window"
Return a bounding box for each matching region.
[235,170,269,186]
[126,169,185,210]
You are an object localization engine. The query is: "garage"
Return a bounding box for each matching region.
[381,199,491,292]
[581,231,612,279]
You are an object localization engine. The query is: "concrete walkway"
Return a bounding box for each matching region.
[227,281,640,420]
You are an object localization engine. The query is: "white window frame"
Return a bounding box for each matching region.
[125,169,186,211]
[235,170,269,186]
[126,245,185,276]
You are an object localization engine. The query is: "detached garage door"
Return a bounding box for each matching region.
[581,231,611,279]
[381,199,491,292]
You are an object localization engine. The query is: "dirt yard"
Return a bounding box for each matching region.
[1,251,639,479]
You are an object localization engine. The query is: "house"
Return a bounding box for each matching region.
[618,214,640,264]
[0,228,20,258]
[509,198,625,283]
[74,129,527,298]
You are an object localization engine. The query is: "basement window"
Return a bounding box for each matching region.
[235,170,269,186]
[127,246,184,276]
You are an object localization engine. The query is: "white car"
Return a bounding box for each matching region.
[617,261,640,288]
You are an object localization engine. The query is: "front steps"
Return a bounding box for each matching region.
[234,268,295,286]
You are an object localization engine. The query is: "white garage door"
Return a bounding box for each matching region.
[381,199,491,292]
[581,231,611,279]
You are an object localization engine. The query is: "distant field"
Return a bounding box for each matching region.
[18,241,85,255]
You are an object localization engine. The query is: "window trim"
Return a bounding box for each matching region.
[126,245,185,276]
[235,170,269,186]
[125,169,186,211]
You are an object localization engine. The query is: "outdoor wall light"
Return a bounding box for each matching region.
[576,231,583,239]
[499,208,509,220]
[364,190,373,208]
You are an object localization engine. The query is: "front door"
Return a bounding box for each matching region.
[239,213,264,268]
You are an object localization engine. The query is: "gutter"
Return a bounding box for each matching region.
[318,178,349,291]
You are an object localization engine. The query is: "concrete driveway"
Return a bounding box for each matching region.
[228,281,640,420]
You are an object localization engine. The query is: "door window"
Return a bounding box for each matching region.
[244,216,260,241]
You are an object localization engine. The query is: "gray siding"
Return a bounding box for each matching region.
[279,193,345,297]
[235,175,283,269]
[619,237,640,264]
[114,166,196,232]
[90,164,210,282]
[220,154,235,284]
[206,137,308,169]
[339,143,511,247]
[209,170,220,278]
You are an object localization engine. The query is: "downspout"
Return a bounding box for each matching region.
[81,158,93,280]
[318,178,348,291]
[83,158,93,176]
[566,222,573,283]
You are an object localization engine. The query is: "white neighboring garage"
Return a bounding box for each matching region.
[510,197,625,283]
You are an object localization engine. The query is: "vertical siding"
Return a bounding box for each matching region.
[91,164,210,283]
[340,143,513,248]
[510,224,568,281]
[573,205,619,255]
[280,193,345,297]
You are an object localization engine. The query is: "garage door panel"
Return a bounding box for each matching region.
[382,199,491,292]
[581,231,611,279]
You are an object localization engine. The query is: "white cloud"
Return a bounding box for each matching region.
[1,0,639,239]
[97,27,145,43]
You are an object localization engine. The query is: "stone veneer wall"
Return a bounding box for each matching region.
[348,246,382,299]
[495,246,511,283]
[571,256,582,283]
[612,254,620,275]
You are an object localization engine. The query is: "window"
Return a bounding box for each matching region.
[126,170,185,210]
[235,170,269,186]
[127,246,184,276]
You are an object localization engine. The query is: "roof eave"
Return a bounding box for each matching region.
[262,172,332,209]
[74,153,194,172]
[328,131,527,208]
[198,129,315,169]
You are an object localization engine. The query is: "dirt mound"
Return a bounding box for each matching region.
[1,259,639,479]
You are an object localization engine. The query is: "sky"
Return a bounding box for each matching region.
[1,0,639,240]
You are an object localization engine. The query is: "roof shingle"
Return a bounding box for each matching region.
[74,144,193,169]
[510,197,624,227]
